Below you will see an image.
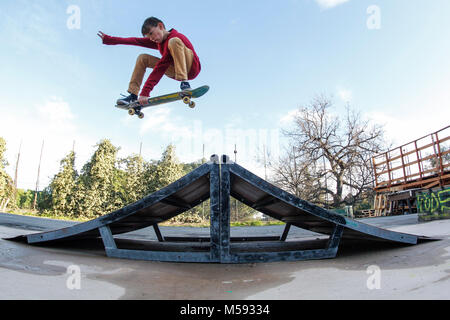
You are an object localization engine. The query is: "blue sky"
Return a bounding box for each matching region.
[1,0,450,190]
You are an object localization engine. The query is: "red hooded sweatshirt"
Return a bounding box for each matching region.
[103,29,201,96]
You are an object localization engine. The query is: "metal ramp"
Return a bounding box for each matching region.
[9,155,431,263]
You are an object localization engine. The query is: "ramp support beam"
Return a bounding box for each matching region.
[99,226,117,250]
[153,224,164,242]
[280,223,291,241]
[326,225,344,250]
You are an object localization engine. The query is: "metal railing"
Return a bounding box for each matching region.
[372,125,450,192]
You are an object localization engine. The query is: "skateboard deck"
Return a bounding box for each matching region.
[115,85,209,119]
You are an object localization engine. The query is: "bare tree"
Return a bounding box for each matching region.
[269,145,322,203]
[275,95,386,208]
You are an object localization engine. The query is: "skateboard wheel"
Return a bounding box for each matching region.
[189,101,196,108]
[128,108,135,116]
[138,112,145,119]
[182,96,191,104]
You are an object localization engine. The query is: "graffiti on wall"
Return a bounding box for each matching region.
[417,188,450,220]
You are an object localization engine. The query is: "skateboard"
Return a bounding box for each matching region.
[115,85,209,119]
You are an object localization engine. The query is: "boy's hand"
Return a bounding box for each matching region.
[97,31,106,40]
[138,96,149,106]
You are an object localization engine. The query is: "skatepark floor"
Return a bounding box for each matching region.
[0,212,449,300]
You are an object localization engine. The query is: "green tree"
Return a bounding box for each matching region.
[0,137,14,211]
[153,145,204,224]
[117,154,147,204]
[153,144,184,189]
[230,198,258,222]
[48,151,78,216]
[182,158,205,174]
[75,139,122,218]
[15,189,34,209]
[180,158,210,223]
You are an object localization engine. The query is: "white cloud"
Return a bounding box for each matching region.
[139,108,173,136]
[315,0,350,10]
[278,109,299,127]
[37,97,75,123]
[1,97,95,190]
[365,85,450,151]
[367,110,450,151]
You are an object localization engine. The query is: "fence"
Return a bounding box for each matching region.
[372,125,450,193]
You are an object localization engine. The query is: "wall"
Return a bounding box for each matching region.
[417,187,450,221]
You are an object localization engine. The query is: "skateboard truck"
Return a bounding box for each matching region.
[128,106,145,119]
[181,92,196,108]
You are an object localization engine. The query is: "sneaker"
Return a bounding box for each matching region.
[116,93,137,106]
[180,81,191,91]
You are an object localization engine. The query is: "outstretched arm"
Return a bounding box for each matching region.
[97,31,158,49]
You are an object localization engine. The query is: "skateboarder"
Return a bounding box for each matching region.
[98,17,201,106]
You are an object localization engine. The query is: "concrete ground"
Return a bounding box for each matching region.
[0,212,449,300]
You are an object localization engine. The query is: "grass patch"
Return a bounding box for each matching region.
[161,220,285,227]
[4,210,285,227]
[5,209,92,222]
[231,220,284,227]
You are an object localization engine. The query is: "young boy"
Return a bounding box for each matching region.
[98,17,201,106]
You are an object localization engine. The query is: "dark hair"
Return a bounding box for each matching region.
[141,17,165,36]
